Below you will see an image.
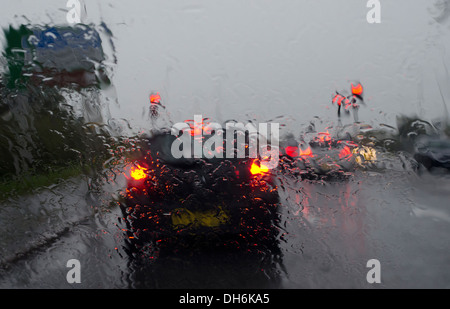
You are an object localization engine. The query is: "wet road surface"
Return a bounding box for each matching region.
[1,169,449,289]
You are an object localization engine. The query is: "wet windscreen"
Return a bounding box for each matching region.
[1,0,450,289]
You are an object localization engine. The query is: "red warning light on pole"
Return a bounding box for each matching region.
[351,83,363,96]
[150,93,161,104]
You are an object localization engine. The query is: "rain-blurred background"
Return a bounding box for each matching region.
[0,0,450,288]
[3,0,449,130]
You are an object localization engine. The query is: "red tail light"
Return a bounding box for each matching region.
[299,146,313,157]
[250,160,269,175]
[285,145,314,158]
[185,119,211,137]
[317,131,331,142]
[130,164,148,180]
[285,146,299,157]
[339,146,352,159]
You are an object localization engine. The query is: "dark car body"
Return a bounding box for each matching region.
[120,128,280,255]
[414,137,450,170]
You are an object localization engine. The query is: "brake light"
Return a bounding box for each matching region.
[250,161,269,175]
[317,131,331,142]
[299,146,313,157]
[192,123,203,136]
[185,118,211,137]
[332,94,345,106]
[130,164,148,180]
[285,146,299,157]
[339,146,352,159]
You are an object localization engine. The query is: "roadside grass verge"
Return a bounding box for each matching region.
[0,165,84,201]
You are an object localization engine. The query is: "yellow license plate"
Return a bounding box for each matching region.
[171,206,230,228]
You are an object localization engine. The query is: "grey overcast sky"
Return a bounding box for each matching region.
[1,0,449,134]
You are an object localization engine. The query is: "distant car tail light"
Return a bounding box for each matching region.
[285,145,314,158]
[299,146,313,157]
[317,131,331,142]
[184,118,211,137]
[285,146,299,157]
[339,146,353,159]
